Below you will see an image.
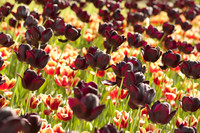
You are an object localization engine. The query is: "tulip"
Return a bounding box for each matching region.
[106,1,120,11]
[0,4,12,17]
[19,69,45,91]
[195,43,200,52]
[64,24,81,41]
[125,1,138,9]
[127,12,145,25]
[140,7,153,17]
[177,41,194,54]
[112,9,124,21]
[30,10,40,20]
[15,44,31,62]
[180,96,200,112]
[68,93,105,121]
[133,24,145,33]
[141,44,162,62]
[98,22,113,37]
[160,50,181,70]
[93,0,105,9]
[127,32,145,48]
[174,124,197,133]
[42,3,60,19]
[98,9,111,22]
[128,82,156,109]
[167,8,180,22]
[185,8,197,21]
[179,60,200,79]
[9,18,20,28]
[94,123,121,133]
[12,5,30,20]
[146,25,164,40]
[26,49,50,69]
[71,55,89,70]
[76,8,90,23]
[0,32,15,47]
[56,106,73,121]
[152,5,161,15]
[164,37,177,50]
[15,0,32,5]
[181,21,192,31]
[146,101,177,124]
[162,22,175,35]
[21,113,42,133]
[24,15,38,28]
[52,17,65,36]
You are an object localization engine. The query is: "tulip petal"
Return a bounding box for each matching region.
[41,28,53,44]
[30,78,45,91]
[87,105,105,121]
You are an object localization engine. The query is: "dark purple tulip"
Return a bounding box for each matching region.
[177,41,194,54]
[179,60,200,79]
[93,0,105,9]
[71,3,80,13]
[125,2,137,9]
[128,82,156,109]
[174,124,197,133]
[64,24,81,41]
[26,49,50,69]
[106,1,120,12]
[127,12,145,25]
[111,61,133,77]
[71,55,89,70]
[98,22,113,37]
[98,9,111,22]
[163,22,175,35]
[94,123,121,133]
[146,101,177,124]
[127,32,143,48]
[0,55,4,68]
[141,45,162,62]
[9,18,20,28]
[44,18,54,29]
[195,43,200,52]
[52,17,65,35]
[68,93,105,121]
[140,7,153,17]
[167,8,180,21]
[0,4,12,17]
[76,8,91,23]
[56,0,69,9]
[152,5,161,15]
[74,80,98,99]
[19,69,45,91]
[15,43,31,62]
[42,3,60,19]
[85,47,111,70]
[111,20,123,32]
[133,24,145,33]
[30,10,40,20]
[21,113,42,133]
[160,50,181,70]
[15,0,32,5]
[185,8,197,21]
[0,32,15,47]
[146,25,164,40]
[12,5,30,20]
[104,30,126,53]
[181,21,192,31]
[25,25,53,48]
[164,37,177,50]
[24,15,38,28]
[180,96,200,112]
[112,9,124,21]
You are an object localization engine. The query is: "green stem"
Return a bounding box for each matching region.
[130,106,141,132]
[24,91,31,113]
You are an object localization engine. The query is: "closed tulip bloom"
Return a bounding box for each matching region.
[26,49,50,69]
[15,44,31,62]
[42,3,60,19]
[160,50,181,70]
[133,24,145,33]
[64,24,81,41]
[174,124,197,133]
[98,22,113,37]
[177,41,194,54]
[20,69,45,91]
[180,96,200,112]
[76,8,90,23]
[21,113,42,133]
[124,71,146,87]
[12,5,30,20]
[111,61,133,77]
[94,123,120,133]
[127,32,144,48]
[146,25,164,40]
[195,43,200,52]
[128,82,156,109]
[181,21,192,31]
[71,55,89,70]
[162,22,175,35]
[52,17,66,36]
[141,44,162,62]
[164,37,177,50]
[179,60,200,79]
[24,15,38,28]
[0,32,15,47]
[15,0,32,5]
[146,101,177,124]
[68,93,105,121]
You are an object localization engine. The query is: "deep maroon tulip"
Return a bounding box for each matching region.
[52,17,65,36]
[185,8,197,21]
[152,5,161,15]
[85,47,111,70]
[21,113,42,133]
[44,18,54,29]
[76,8,91,23]
[167,8,180,21]
[74,80,98,99]
[104,30,126,53]
[146,101,177,124]
[12,5,30,20]
[127,32,144,48]
[146,25,164,40]
[128,82,156,109]
[0,74,5,85]
[71,55,89,70]
[98,9,111,22]
[127,12,145,25]
[15,44,31,62]
[164,37,177,50]
[133,24,145,33]
[26,49,50,69]
[195,43,200,52]
[0,55,4,68]
[64,24,81,41]
[56,0,69,9]
[93,0,105,9]
[98,22,113,37]
[24,15,38,28]
[42,3,60,19]
[162,22,175,35]
[71,2,80,13]
[15,0,32,5]
[19,69,45,91]
[106,1,120,12]
[111,20,123,32]
[125,1,137,9]
[160,50,181,70]
[179,60,200,79]
[141,45,162,62]
[112,9,124,21]
[140,7,153,17]
[111,61,133,77]
[180,96,200,112]
[174,124,197,133]
[25,25,53,48]
[68,93,105,121]
[30,10,40,20]
[94,123,120,133]
[181,21,192,31]
[0,4,12,17]
[177,41,194,54]
[9,18,20,28]
[0,32,15,47]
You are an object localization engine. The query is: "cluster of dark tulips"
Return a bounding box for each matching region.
[0,0,200,132]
